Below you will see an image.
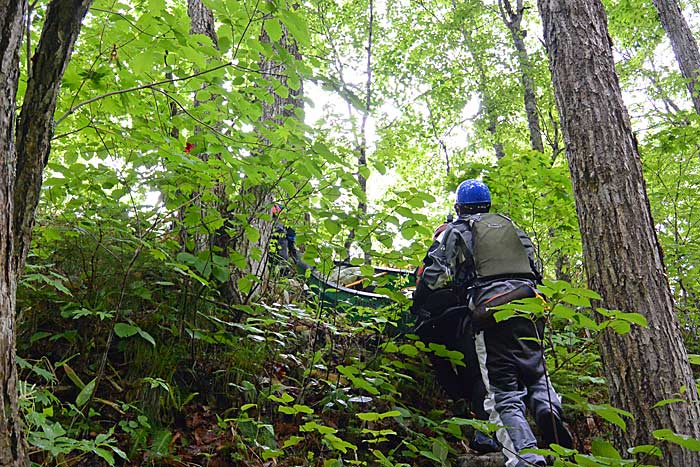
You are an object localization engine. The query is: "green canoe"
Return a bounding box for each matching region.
[302,262,415,310]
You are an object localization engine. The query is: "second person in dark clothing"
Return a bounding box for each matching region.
[415,179,572,467]
[413,216,498,454]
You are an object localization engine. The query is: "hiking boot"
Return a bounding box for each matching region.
[469,430,499,454]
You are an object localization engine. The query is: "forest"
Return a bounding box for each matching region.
[1,0,700,466]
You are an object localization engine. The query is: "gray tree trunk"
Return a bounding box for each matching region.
[498,0,544,152]
[14,0,93,271]
[351,0,373,263]
[184,0,222,254]
[0,3,28,465]
[225,5,304,303]
[651,0,700,115]
[451,0,504,160]
[538,0,700,464]
[188,0,219,48]
[0,0,92,464]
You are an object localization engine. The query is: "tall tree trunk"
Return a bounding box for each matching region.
[227,4,304,303]
[188,0,219,49]
[357,0,373,263]
[184,0,222,253]
[452,0,504,160]
[14,0,93,270]
[0,4,28,465]
[538,1,700,464]
[651,0,700,115]
[1,0,92,464]
[498,0,544,152]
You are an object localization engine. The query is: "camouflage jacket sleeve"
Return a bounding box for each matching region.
[420,224,472,291]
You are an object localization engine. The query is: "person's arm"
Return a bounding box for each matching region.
[413,239,441,309]
[420,225,467,291]
[515,226,542,283]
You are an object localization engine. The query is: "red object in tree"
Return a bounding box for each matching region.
[184,142,194,153]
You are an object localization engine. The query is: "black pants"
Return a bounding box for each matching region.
[427,326,489,420]
[414,290,489,421]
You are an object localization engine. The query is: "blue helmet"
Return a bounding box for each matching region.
[455,179,491,205]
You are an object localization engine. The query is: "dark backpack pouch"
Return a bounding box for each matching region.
[471,285,536,331]
[413,288,469,344]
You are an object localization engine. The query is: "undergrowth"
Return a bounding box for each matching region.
[15,215,700,466]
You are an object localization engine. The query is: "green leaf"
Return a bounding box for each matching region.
[493,309,517,322]
[591,438,621,459]
[137,330,156,347]
[149,428,172,457]
[114,323,139,338]
[264,19,283,42]
[62,363,86,389]
[652,397,686,408]
[324,433,357,453]
[562,294,591,307]
[357,410,400,421]
[262,448,282,460]
[292,404,314,414]
[618,312,648,327]
[443,417,500,434]
[432,438,449,462]
[570,287,602,300]
[324,219,340,235]
[300,422,337,434]
[238,275,254,295]
[283,435,304,448]
[551,304,576,320]
[93,447,115,465]
[76,378,96,407]
[549,444,577,457]
[269,393,295,404]
[212,265,230,282]
[607,319,631,335]
[594,406,631,430]
[419,450,443,463]
[245,225,260,243]
[30,331,52,344]
[653,429,700,451]
[357,412,381,422]
[399,344,418,357]
[627,444,662,457]
[573,454,606,467]
[280,10,310,47]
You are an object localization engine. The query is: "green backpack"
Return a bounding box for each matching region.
[469,213,534,280]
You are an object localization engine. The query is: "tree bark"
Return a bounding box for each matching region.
[498,0,544,152]
[351,0,373,263]
[538,1,700,464]
[0,0,92,464]
[651,0,700,115]
[184,0,223,253]
[14,0,93,273]
[0,3,28,464]
[452,0,504,160]
[188,0,219,49]
[225,3,304,303]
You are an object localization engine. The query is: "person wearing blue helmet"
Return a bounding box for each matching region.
[413,179,572,467]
